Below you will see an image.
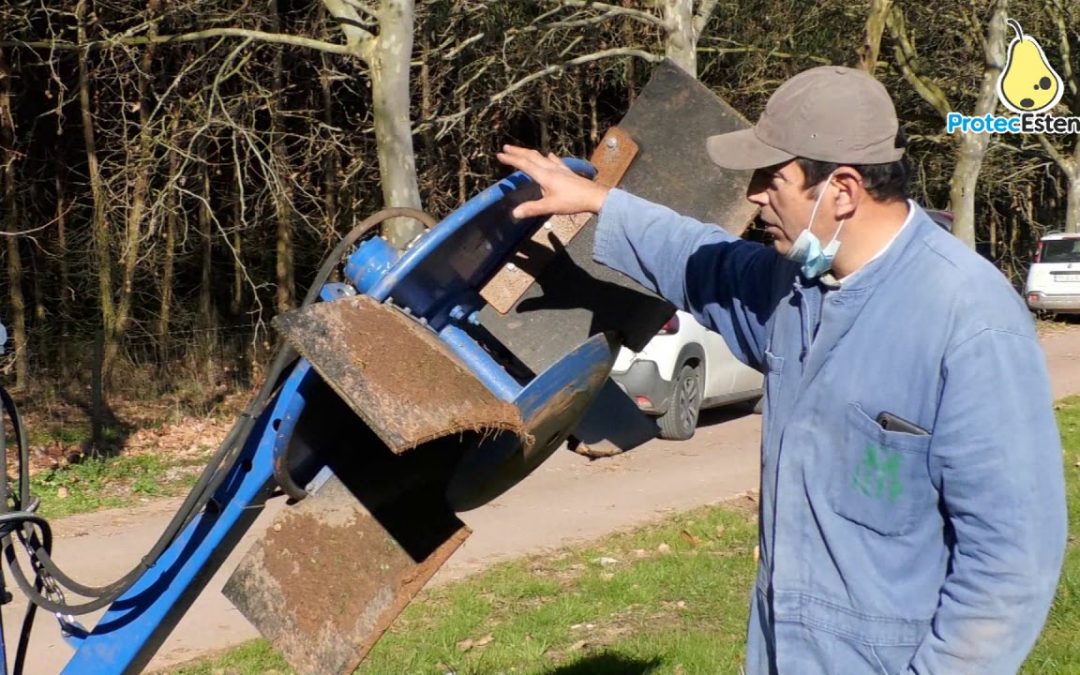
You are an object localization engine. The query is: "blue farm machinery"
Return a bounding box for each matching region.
[0,61,756,673]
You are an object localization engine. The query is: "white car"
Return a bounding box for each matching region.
[611,310,763,440]
[1026,232,1080,315]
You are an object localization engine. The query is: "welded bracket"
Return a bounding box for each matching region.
[480,127,638,314]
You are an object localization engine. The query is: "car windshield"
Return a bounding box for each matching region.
[1041,239,1080,263]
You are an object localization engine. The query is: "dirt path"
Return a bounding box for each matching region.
[7,324,1080,674]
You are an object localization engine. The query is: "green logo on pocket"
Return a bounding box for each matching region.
[852,444,903,503]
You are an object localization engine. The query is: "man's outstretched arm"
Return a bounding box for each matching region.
[497,145,787,370]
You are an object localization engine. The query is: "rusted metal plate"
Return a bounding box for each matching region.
[480,127,639,315]
[478,60,756,455]
[617,60,757,231]
[480,60,754,373]
[224,472,469,675]
[273,295,524,454]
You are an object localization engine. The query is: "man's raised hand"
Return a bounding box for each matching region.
[496,145,610,220]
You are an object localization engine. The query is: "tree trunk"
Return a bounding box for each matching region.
[271,0,296,313]
[662,0,696,77]
[199,162,215,331]
[5,238,27,391]
[0,48,26,389]
[157,116,179,361]
[104,2,159,375]
[372,0,425,248]
[77,0,116,379]
[1042,0,1080,233]
[1067,174,1080,233]
[858,0,892,75]
[948,0,1007,249]
[231,182,244,317]
[322,57,339,235]
[198,158,216,382]
[55,163,70,375]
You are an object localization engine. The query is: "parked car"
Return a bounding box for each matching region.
[1026,232,1080,314]
[611,311,763,440]
[926,209,954,232]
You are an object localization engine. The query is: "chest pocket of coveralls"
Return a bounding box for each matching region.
[829,403,933,537]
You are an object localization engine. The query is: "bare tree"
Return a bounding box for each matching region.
[661,0,720,77]
[0,48,28,389]
[888,0,1009,248]
[858,0,893,75]
[1036,0,1080,232]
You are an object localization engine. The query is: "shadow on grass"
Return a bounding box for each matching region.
[545,652,663,674]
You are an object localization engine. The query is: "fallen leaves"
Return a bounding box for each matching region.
[679,529,701,547]
[455,634,494,652]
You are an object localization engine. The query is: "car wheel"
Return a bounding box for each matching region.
[658,362,702,440]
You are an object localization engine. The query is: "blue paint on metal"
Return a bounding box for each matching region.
[367,160,595,327]
[43,159,612,673]
[514,333,613,418]
[344,236,399,294]
[62,361,316,674]
[438,324,521,402]
[318,282,356,303]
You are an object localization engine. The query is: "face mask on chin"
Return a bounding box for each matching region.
[786,171,846,279]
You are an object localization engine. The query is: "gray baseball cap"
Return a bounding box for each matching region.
[706,66,905,170]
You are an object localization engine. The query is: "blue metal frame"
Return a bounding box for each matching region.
[365,159,594,308]
[41,160,611,673]
[61,361,316,674]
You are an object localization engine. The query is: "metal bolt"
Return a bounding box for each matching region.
[543,221,553,230]
[606,137,618,149]
[507,263,517,272]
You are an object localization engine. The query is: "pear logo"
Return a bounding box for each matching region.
[997,19,1064,114]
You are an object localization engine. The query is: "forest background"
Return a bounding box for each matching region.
[0,0,1077,435]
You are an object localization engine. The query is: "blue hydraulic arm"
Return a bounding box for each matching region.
[0,159,609,674]
[60,361,316,673]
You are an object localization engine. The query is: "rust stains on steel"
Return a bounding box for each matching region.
[274,295,527,454]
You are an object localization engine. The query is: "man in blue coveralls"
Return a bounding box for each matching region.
[498,66,1067,674]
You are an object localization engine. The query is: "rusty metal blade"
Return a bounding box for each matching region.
[224,470,469,675]
[273,295,524,454]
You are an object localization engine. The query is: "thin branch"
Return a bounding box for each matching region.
[697,45,831,65]
[443,32,485,61]
[538,1,664,28]
[1037,134,1077,180]
[3,28,353,56]
[885,6,953,119]
[321,0,376,56]
[490,48,662,105]
[341,0,378,22]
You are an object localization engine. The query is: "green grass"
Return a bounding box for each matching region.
[166,397,1080,674]
[1021,396,1080,673]
[170,502,758,675]
[29,453,205,518]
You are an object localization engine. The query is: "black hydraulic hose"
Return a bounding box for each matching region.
[4,353,292,613]
[12,575,41,675]
[4,207,438,616]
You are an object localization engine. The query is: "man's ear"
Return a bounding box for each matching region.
[831,167,862,220]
